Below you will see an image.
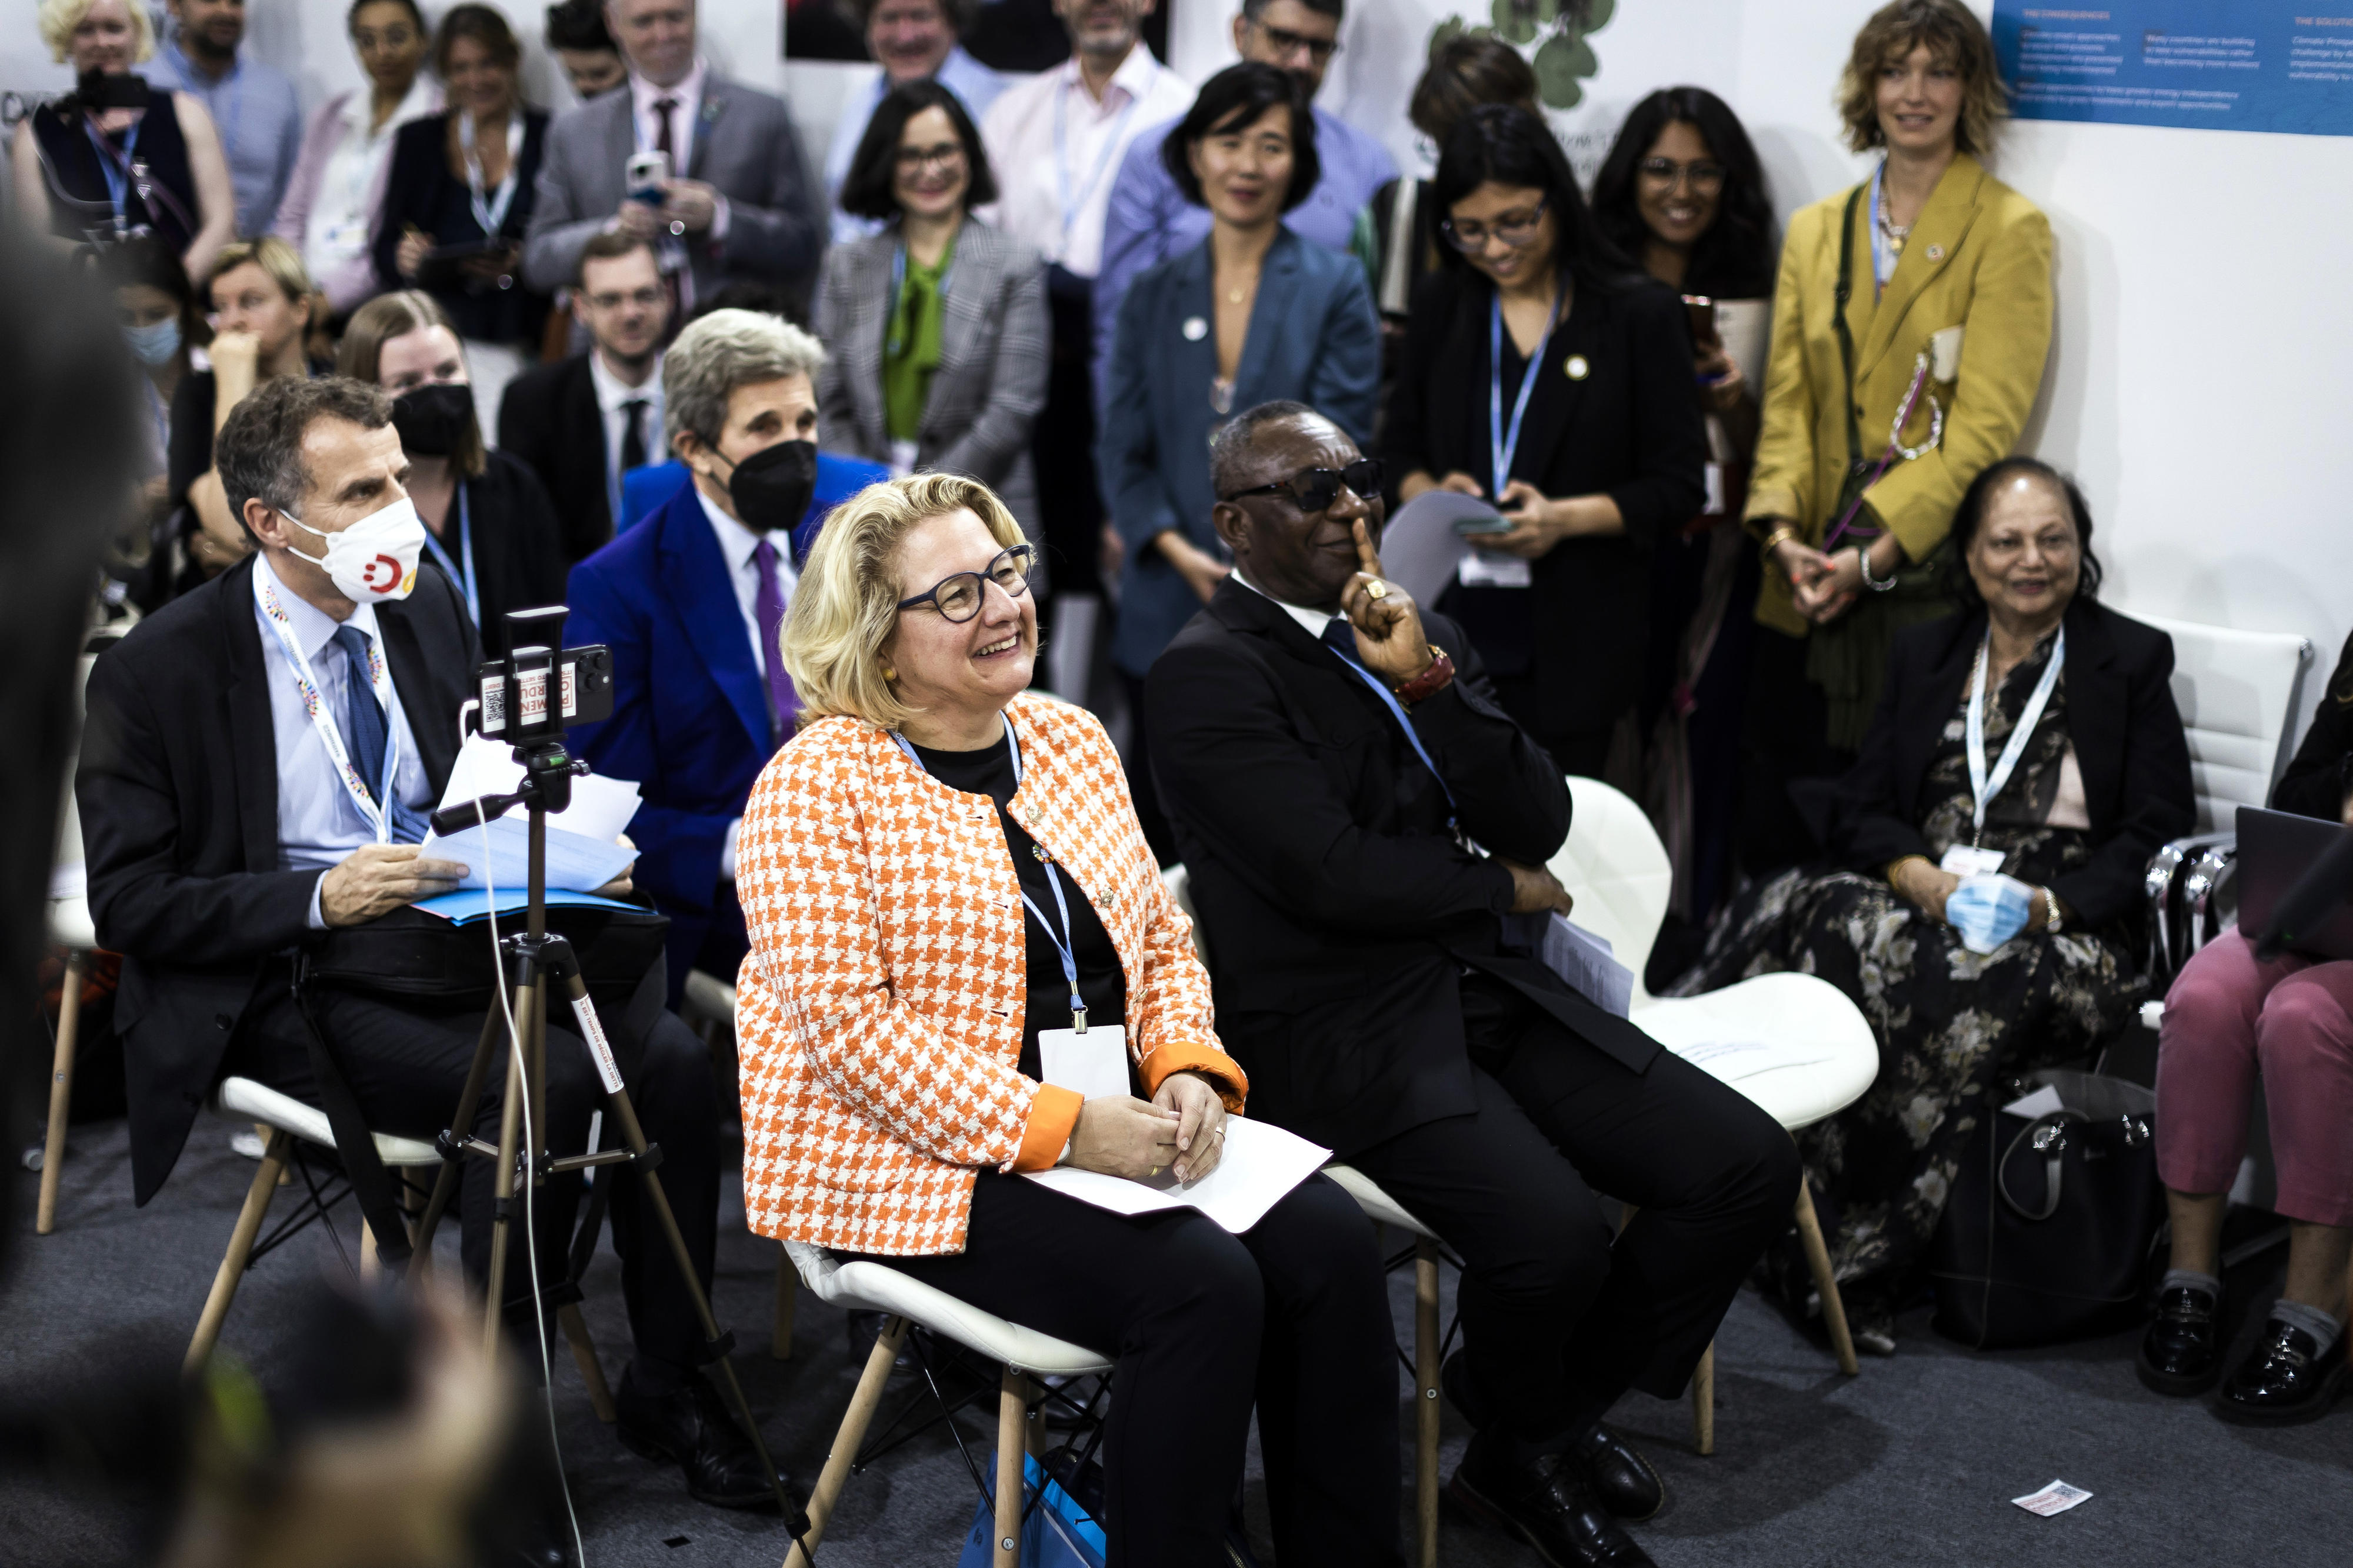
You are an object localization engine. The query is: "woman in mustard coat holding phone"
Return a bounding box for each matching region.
[1741,0,2053,871]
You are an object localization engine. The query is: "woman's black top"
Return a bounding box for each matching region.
[31,94,197,254]
[2274,627,2353,820]
[373,109,552,345]
[434,450,568,654]
[909,730,1127,1082]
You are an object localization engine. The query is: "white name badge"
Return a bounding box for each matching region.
[1457,549,1532,589]
[1940,844,2008,878]
[1039,1023,1130,1102]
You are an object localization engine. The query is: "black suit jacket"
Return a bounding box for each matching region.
[1145,579,1661,1159]
[2272,627,2353,820]
[1835,596,2195,931]
[458,449,569,648]
[1381,268,1707,735]
[498,353,614,562]
[78,555,480,1203]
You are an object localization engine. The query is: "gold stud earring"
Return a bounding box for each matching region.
[883,666,897,682]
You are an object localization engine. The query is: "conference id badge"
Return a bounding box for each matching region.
[1038,1023,1130,1102]
[1940,844,2008,878]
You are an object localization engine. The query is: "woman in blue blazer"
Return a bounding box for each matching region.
[1098,62,1379,857]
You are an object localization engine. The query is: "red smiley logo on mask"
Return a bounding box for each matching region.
[362,553,402,591]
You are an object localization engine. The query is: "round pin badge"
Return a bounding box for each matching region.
[1925,243,1946,261]
[1564,354,1590,381]
[1182,316,1208,342]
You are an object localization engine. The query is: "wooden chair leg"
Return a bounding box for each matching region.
[784,1315,908,1568]
[186,1127,291,1374]
[994,1367,1027,1568]
[1792,1180,1859,1375]
[35,950,87,1236]
[1414,1235,1440,1568]
[772,1245,796,1360]
[360,1217,379,1282]
[1023,1374,1046,1462]
[1690,1342,1715,1456]
[559,1303,618,1423]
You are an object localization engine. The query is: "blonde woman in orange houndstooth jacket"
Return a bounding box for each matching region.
[737,473,1404,1567]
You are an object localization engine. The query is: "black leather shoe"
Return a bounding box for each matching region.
[1441,1352,1664,1522]
[2137,1287,2222,1396]
[2215,1319,2347,1426]
[615,1373,793,1509]
[1448,1432,1657,1568]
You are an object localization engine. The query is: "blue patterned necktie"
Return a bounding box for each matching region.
[329,624,428,843]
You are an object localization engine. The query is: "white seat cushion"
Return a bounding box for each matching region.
[784,1239,1112,1378]
[216,1075,444,1166]
[1632,972,1879,1132]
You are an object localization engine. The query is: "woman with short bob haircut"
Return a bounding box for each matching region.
[742,472,1404,1567]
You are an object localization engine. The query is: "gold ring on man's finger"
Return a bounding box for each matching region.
[1365,580,1388,599]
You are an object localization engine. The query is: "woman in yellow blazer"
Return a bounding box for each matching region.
[1741,0,2052,869]
[737,473,1402,1567]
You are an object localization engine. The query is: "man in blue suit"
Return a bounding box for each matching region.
[567,309,830,1002]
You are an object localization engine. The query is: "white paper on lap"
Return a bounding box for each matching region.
[1022,1118,1331,1235]
[1673,1038,1838,1082]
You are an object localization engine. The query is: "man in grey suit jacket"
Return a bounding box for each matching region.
[524,0,822,307]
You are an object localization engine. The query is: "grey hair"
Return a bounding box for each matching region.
[663,308,828,450]
[215,375,394,539]
[1207,399,1320,499]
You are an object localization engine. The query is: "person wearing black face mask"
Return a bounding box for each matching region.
[337,291,565,654]
[566,309,831,1006]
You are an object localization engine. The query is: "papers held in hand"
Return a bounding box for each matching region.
[1534,913,1635,1019]
[418,732,641,897]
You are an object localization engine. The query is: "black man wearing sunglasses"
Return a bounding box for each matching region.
[1146,401,1798,1568]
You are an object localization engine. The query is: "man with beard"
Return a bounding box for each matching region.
[145,0,301,236]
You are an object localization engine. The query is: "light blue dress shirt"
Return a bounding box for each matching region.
[1091,102,1397,390]
[145,35,304,237]
[822,46,1006,244]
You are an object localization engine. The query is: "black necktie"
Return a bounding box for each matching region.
[619,397,648,473]
[1320,617,1359,660]
[652,96,678,167]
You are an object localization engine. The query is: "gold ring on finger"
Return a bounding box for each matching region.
[1365,580,1388,599]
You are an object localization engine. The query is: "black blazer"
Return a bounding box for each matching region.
[374,109,552,344]
[1145,579,1660,1159]
[1836,596,2194,930]
[1382,268,1707,735]
[2272,628,2353,820]
[452,449,568,650]
[497,352,613,562]
[78,556,479,1204]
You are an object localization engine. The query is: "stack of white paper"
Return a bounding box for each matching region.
[420,733,642,893]
[1542,915,1634,1017]
[1023,1119,1331,1236]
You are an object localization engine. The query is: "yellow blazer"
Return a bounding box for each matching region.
[1745,153,2053,636]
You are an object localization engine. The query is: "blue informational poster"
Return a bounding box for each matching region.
[1991,4,2353,136]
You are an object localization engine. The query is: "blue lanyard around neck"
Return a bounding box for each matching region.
[892,720,1091,1029]
[81,113,142,226]
[1489,285,1560,495]
[1321,633,1460,836]
[418,487,478,625]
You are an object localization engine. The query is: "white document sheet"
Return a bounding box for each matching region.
[1542,915,1634,1017]
[421,815,636,894]
[1022,1118,1331,1236]
[1675,1038,1838,1082]
[438,732,643,842]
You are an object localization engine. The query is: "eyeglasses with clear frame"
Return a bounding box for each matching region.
[1439,197,1549,253]
[896,543,1036,622]
[1636,157,1727,192]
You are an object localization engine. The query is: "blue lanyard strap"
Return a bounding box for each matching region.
[1965,626,2065,843]
[418,487,479,625]
[1322,636,1459,833]
[1489,286,1561,495]
[81,112,143,225]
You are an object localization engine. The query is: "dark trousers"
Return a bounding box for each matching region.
[1738,622,1855,879]
[1489,674,1616,780]
[852,1172,1403,1568]
[1121,670,1177,865]
[1035,263,1104,606]
[228,960,720,1370]
[1347,975,1797,1441]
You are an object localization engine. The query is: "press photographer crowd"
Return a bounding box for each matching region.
[5,0,2349,1563]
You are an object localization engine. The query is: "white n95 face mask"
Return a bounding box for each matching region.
[281,495,426,603]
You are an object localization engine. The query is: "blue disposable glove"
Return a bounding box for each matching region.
[1945,872,2035,955]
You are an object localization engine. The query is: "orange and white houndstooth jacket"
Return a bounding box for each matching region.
[733,691,1247,1257]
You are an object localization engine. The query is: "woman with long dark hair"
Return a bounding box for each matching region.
[1385,102,1707,778]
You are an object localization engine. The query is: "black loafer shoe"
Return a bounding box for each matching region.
[615,1373,793,1509]
[2215,1320,2347,1426]
[1570,1424,1664,1522]
[1448,1432,1657,1568]
[2137,1286,2222,1396]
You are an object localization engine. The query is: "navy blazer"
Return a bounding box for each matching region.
[1096,227,1379,679]
[565,483,781,996]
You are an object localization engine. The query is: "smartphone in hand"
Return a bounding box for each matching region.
[625,150,668,206]
[1682,293,1722,353]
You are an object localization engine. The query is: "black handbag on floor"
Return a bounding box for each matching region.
[1928,1069,2164,1350]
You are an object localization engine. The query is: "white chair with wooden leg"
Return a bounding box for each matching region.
[679,965,802,1364]
[780,1240,1114,1568]
[36,652,100,1236]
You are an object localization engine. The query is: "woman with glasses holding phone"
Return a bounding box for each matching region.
[1385,103,1707,780]
[812,80,1048,548]
[741,472,1404,1568]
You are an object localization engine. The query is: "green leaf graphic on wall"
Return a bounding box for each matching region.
[1431,0,1615,109]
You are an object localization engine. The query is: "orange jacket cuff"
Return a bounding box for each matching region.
[1139,1047,1248,1114]
[1011,1083,1084,1173]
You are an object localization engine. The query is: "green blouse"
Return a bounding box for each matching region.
[882,234,956,445]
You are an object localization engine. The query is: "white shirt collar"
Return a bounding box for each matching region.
[341,74,440,137]
[1234,568,1339,642]
[588,348,662,416]
[694,482,770,573]
[1062,42,1160,111]
[255,551,380,663]
[629,58,707,120]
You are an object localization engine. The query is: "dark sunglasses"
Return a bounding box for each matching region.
[1221,458,1384,513]
[896,543,1036,623]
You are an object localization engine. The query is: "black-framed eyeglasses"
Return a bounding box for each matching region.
[1252,21,1339,63]
[896,543,1036,622]
[894,140,966,174]
[1220,458,1383,513]
[1636,157,1726,192]
[1439,197,1548,253]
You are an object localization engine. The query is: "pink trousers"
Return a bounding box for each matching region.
[2156,928,2353,1228]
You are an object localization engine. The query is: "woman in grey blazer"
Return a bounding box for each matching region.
[812,81,1048,547]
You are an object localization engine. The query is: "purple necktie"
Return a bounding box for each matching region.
[752,536,797,743]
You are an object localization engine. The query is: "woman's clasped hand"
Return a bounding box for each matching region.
[1065,1070,1228,1184]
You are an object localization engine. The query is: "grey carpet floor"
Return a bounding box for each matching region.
[4,1116,2349,1567]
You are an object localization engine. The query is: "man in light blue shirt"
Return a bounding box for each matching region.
[144,0,303,236]
[1092,0,1395,383]
[822,0,1004,243]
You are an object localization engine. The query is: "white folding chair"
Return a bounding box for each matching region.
[36,653,99,1236]
[678,965,803,1363]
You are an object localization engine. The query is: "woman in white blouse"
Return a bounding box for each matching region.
[271,0,439,318]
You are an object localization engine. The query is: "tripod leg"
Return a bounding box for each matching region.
[559,1303,618,1422]
[409,1006,509,1282]
[481,980,538,1365]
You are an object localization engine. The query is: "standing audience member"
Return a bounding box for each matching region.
[567,309,828,1005]
[88,236,206,611]
[1672,459,2192,1354]
[524,0,823,315]
[499,232,673,562]
[274,0,441,320]
[1095,0,1394,382]
[1385,104,1705,779]
[979,0,1192,662]
[144,0,302,237]
[1098,63,1377,860]
[814,83,1047,546]
[375,4,551,436]
[2143,629,2353,1424]
[1149,402,1797,1568]
[821,0,1004,243]
[1590,85,1776,943]
[336,291,566,647]
[12,0,234,282]
[545,0,628,101]
[1742,0,2052,873]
